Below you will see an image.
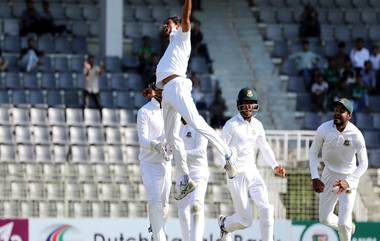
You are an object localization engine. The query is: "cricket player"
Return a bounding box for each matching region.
[177,118,209,241]
[309,98,368,241]
[156,0,236,200]
[218,87,286,241]
[137,84,172,241]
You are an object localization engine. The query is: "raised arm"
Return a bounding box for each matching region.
[182,0,192,32]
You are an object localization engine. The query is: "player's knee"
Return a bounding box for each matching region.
[191,201,203,215]
[241,215,253,228]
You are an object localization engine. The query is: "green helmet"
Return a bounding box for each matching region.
[237,87,258,102]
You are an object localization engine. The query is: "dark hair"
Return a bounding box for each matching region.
[338,41,346,48]
[302,39,309,45]
[165,16,181,25]
[356,38,364,43]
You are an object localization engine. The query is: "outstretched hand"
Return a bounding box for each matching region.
[274,165,286,177]
[333,179,349,195]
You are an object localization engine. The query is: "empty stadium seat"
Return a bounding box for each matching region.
[89,145,105,162]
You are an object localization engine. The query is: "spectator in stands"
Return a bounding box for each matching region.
[210,87,227,128]
[0,50,8,72]
[191,21,213,72]
[324,57,340,95]
[350,38,370,71]
[190,72,207,109]
[370,45,380,71]
[20,0,42,36]
[311,70,329,112]
[84,55,103,112]
[352,73,369,111]
[288,40,321,89]
[334,42,350,70]
[361,60,377,94]
[19,37,44,72]
[39,1,69,35]
[139,36,154,85]
[298,3,320,39]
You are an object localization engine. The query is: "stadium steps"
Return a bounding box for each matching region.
[361,169,380,220]
[196,0,298,130]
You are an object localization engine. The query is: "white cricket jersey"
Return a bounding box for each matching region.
[221,114,278,173]
[180,123,209,175]
[156,28,191,88]
[309,120,368,188]
[137,98,166,163]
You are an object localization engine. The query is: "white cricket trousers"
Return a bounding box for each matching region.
[177,171,209,241]
[162,77,230,181]
[319,168,356,241]
[224,168,274,241]
[140,161,172,241]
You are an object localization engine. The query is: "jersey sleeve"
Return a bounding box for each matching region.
[346,132,368,188]
[179,26,191,41]
[137,109,154,150]
[256,123,278,169]
[309,126,324,179]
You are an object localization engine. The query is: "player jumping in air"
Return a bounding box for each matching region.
[156,0,236,200]
[309,98,368,241]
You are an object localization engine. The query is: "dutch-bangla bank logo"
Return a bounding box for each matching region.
[0,219,28,241]
[301,223,339,241]
[43,225,82,241]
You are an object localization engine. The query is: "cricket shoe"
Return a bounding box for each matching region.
[218,215,232,241]
[174,177,197,200]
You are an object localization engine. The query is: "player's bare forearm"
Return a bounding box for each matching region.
[182,0,192,32]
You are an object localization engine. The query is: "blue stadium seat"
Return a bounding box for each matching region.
[369,150,380,167]
[125,22,142,39]
[105,57,121,72]
[54,37,71,53]
[369,96,380,111]
[373,113,380,130]
[260,9,276,23]
[266,24,283,41]
[0,3,11,18]
[321,25,335,41]
[127,73,144,91]
[134,6,153,22]
[363,131,380,149]
[361,10,377,24]
[3,56,19,71]
[344,10,361,25]
[38,35,55,53]
[57,73,75,89]
[66,5,83,20]
[54,56,69,72]
[89,22,99,37]
[116,92,132,109]
[72,37,88,54]
[283,24,299,41]
[280,59,298,76]
[5,73,21,89]
[369,26,380,41]
[335,0,354,8]
[3,19,19,35]
[64,91,83,108]
[323,41,338,57]
[287,76,306,93]
[12,90,28,107]
[47,91,63,107]
[100,92,115,108]
[72,23,90,37]
[41,73,56,89]
[38,56,53,72]
[122,55,139,70]
[111,73,128,90]
[50,3,65,19]
[134,94,148,108]
[3,36,20,53]
[334,26,351,42]
[152,7,169,22]
[141,22,160,39]
[277,9,294,24]
[355,113,373,130]
[0,91,10,105]
[29,91,45,107]
[23,73,39,89]
[71,55,85,73]
[124,7,135,21]
[83,6,98,20]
